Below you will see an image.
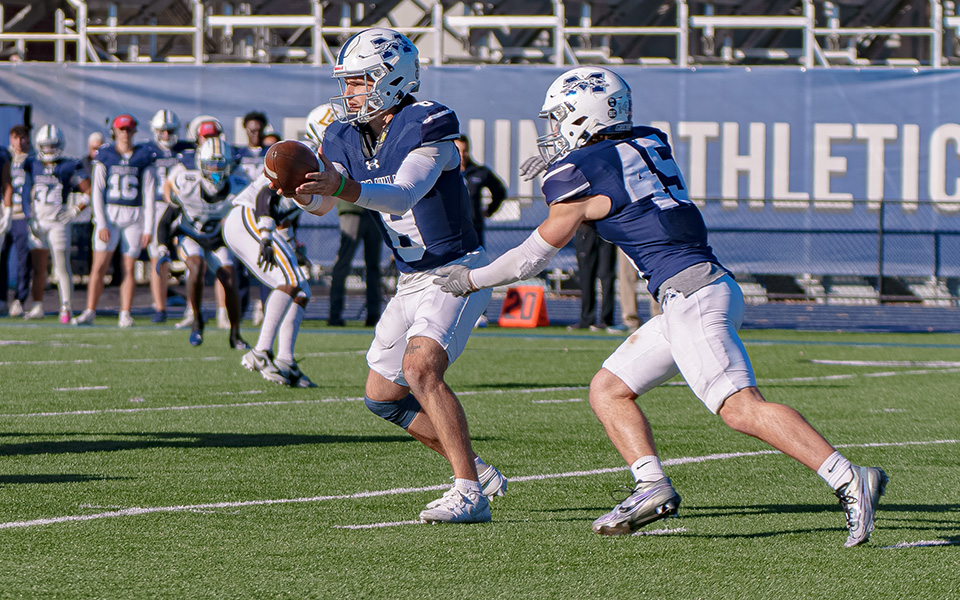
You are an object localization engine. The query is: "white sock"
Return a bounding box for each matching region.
[256,290,293,353]
[276,303,304,363]
[631,455,666,483]
[454,478,481,494]
[817,451,854,491]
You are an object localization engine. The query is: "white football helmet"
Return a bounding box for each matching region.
[331,28,420,124]
[304,103,336,145]
[536,67,633,165]
[150,109,181,150]
[34,124,65,163]
[197,136,231,195]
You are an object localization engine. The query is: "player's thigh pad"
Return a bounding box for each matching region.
[223,207,306,291]
[177,236,203,259]
[367,251,492,386]
[205,245,234,272]
[660,275,755,413]
[93,223,121,253]
[602,315,682,398]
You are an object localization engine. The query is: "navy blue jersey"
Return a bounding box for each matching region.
[234,145,267,181]
[323,99,478,273]
[147,140,193,197]
[542,126,721,296]
[9,153,33,217]
[24,157,88,216]
[95,142,158,207]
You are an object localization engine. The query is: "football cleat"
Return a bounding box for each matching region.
[241,348,290,385]
[151,309,167,323]
[59,307,71,324]
[419,488,491,524]
[71,308,95,326]
[836,466,888,547]
[8,299,23,317]
[188,325,203,347]
[175,310,195,329]
[230,333,251,351]
[118,311,134,328]
[274,358,318,388]
[592,478,681,536]
[23,304,44,320]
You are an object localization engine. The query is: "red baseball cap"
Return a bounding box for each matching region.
[112,114,138,129]
[197,121,222,138]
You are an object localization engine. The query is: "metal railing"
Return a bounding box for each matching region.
[0,1,957,67]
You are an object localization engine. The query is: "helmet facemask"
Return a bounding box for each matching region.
[197,138,230,195]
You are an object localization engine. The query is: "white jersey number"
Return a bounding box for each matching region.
[33,183,64,206]
[107,173,140,202]
[617,135,690,210]
[380,211,426,263]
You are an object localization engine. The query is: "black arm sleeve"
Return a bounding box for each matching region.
[155,203,182,249]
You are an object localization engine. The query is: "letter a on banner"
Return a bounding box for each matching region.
[498,285,549,328]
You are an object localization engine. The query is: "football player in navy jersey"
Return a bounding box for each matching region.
[235,111,269,181]
[433,67,887,546]
[147,109,194,323]
[290,28,506,525]
[73,114,157,327]
[20,125,91,323]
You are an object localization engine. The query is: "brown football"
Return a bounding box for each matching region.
[263,140,321,196]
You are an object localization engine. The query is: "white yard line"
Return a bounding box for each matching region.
[881,539,960,549]
[53,386,109,392]
[0,439,955,531]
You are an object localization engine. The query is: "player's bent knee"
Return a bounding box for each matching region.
[364,393,420,429]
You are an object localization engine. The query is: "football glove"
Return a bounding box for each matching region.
[432,265,477,297]
[155,246,172,275]
[257,235,277,270]
[518,155,548,182]
[56,205,80,225]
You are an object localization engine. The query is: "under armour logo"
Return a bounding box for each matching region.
[366,158,380,170]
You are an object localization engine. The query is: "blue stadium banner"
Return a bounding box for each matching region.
[3,65,960,215]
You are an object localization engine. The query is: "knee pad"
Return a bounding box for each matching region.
[364,393,420,429]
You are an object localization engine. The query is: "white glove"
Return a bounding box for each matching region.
[432,265,477,297]
[0,205,11,238]
[57,205,80,225]
[518,155,548,182]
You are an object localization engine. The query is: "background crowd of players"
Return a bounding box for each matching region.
[0,108,329,386]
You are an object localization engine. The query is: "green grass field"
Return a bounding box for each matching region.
[1,320,958,599]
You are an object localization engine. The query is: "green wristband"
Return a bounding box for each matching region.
[333,174,346,197]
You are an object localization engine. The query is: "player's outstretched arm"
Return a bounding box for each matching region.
[433,197,600,297]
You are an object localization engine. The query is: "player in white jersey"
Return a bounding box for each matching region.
[157,137,249,349]
[22,125,91,322]
[224,167,315,387]
[290,29,507,525]
[433,67,887,546]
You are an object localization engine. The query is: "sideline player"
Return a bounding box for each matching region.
[22,125,90,322]
[73,114,156,327]
[157,137,249,349]
[146,109,193,323]
[290,28,506,524]
[432,66,887,546]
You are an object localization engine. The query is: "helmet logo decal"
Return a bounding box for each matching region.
[561,72,609,95]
